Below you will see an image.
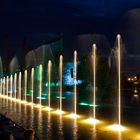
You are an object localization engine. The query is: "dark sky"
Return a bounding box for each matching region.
[1,0,140,55]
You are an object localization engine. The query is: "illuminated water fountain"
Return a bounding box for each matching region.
[68,51,79,118]
[6,76,9,97]
[24,70,27,102]
[10,75,13,98]
[54,55,64,114]
[14,73,17,99]
[30,68,34,104]
[108,34,126,132]
[36,64,43,108]
[18,72,22,101]
[3,77,5,96]
[59,56,63,113]
[48,61,51,109]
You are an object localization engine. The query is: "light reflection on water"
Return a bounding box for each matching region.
[0,98,139,140]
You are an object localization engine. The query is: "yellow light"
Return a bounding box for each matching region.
[27,102,34,106]
[42,107,52,111]
[20,101,27,104]
[128,78,131,81]
[34,104,43,108]
[53,109,65,114]
[66,113,80,119]
[134,94,139,98]
[107,124,127,132]
[82,118,100,124]
[134,89,138,93]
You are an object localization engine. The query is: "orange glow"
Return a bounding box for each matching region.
[42,107,52,111]
[82,118,100,124]
[53,109,65,114]
[66,113,80,119]
[107,124,127,132]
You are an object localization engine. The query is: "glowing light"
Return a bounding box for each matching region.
[24,70,27,102]
[133,94,139,98]
[127,78,131,81]
[27,102,34,106]
[30,68,34,103]
[36,96,47,100]
[73,51,77,115]
[107,124,127,132]
[82,118,100,124]
[92,44,96,121]
[39,65,43,106]
[10,75,13,97]
[79,102,98,107]
[43,107,52,111]
[134,76,137,80]
[34,104,43,108]
[53,109,65,114]
[66,113,80,119]
[117,34,121,127]
[18,72,22,100]
[134,89,138,93]
[56,96,66,99]
[48,61,52,109]
[59,55,63,112]
[14,74,17,99]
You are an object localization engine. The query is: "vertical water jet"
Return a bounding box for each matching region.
[48,60,52,109]
[30,68,34,104]
[10,75,13,98]
[24,70,27,102]
[14,73,17,99]
[18,72,21,100]
[59,55,63,112]
[39,65,42,106]
[74,51,77,115]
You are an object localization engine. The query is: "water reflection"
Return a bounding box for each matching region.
[91,124,96,140]
[0,97,139,140]
[58,114,63,138]
[46,111,52,140]
[72,119,78,140]
[118,132,122,140]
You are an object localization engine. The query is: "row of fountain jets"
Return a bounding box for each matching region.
[0,34,123,131]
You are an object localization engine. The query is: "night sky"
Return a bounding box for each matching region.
[1,0,140,56]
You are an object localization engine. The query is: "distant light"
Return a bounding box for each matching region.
[134,94,139,98]
[46,83,48,87]
[42,107,52,111]
[36,96,47,100]
[128,78,131,81]
[134,89,138,93]
[56,96,66,99]
[79,102,98,107]
[134,76,137,79]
